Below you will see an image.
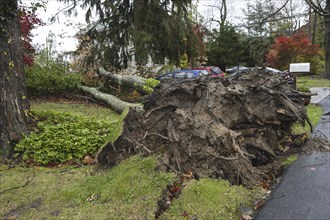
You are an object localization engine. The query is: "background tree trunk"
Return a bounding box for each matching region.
[324,12,330,77]
[305,0,330,77]
[0,0,30,162]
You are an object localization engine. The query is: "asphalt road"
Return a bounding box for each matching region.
[255,89,330,220]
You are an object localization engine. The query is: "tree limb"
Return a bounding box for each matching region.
[79,85,143,113]
[259,0,290,29]
[305,0,330,16]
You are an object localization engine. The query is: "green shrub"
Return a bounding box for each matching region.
[15,110,114,165]
[296,52,325,74]
[25,58,82,96]
[310,50,325,74]
[143,78,160,94]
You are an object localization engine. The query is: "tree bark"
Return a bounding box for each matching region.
[0,1,30,162]
[79,86,143,113]
[98,67,147,94]
[305,0,330,77]
[324,8,330,77]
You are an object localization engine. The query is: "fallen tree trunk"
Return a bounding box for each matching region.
[79,85,143,113]
[98,67,147,94]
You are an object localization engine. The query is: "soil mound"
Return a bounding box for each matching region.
[97,70,311,187]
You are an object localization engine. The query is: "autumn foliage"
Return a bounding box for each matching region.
[19,11,43,66]
[266,30,323,73]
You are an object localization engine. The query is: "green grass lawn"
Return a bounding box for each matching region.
[161,179,260,220]
[293,75,327,134]
[296,75,330,90]
[0,156,175,219]
[30,100,120,120]
[0,156,260,219]
[292,104,323,134]
[0,100,261,219]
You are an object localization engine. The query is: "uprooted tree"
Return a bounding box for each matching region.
[96,70,312,188]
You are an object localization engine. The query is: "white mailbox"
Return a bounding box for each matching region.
[289,63,310,73]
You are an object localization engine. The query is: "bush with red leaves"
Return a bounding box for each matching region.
[19,11,43,66]
[265,30,322,72]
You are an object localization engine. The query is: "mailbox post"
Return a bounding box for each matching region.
[289,63,310,90]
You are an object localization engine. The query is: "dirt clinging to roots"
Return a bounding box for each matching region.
[97,70,311,188]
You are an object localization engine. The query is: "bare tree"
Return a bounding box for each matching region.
[259,0,290,28]
[205,0,228,29]
[243,0,293,36]
[305,0,330,77]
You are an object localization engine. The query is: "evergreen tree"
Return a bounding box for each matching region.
[61,0,199,69]
[206,25,243,70]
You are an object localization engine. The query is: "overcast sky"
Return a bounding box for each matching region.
[24,0,268,53]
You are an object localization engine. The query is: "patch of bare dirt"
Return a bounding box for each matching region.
[97,70,324,188]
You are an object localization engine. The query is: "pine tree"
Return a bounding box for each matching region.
[61,0,199,69]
